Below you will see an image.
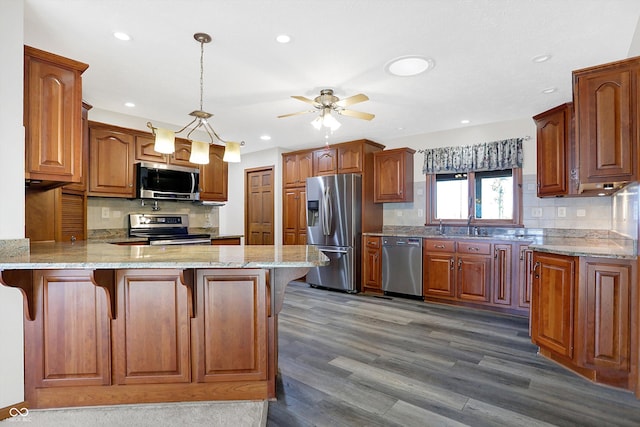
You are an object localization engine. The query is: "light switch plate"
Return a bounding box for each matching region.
[557,207,566,217]
[531,208,542,218]
[576,209,586,217]
[101,207,110,219]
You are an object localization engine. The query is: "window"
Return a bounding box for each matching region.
[427,168,522,226]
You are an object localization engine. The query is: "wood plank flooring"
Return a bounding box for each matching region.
[267,282,640,427]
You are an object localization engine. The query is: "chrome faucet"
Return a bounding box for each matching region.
[439,219,444,235]
[467,214,473,235]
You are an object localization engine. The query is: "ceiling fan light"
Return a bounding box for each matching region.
[310,116,323,130]
[223,141,242,163]
[323,113,341,131]
[154,128,176,154]
[189,140,210,164]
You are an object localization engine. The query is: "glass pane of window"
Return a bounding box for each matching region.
[436,173,468,219]
[474,169,513,219]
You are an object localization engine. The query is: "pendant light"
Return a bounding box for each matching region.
[146,33,244,164]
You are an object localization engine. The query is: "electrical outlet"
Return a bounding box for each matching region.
[557,207,566,217]
[531,208,542,218]
[576,209,586,217]
[101,207,110,219]
[396,211,403,217]
[417,209,423,217]
[112,210,121,219]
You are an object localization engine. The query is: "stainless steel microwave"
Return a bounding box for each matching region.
[136,162,200,201]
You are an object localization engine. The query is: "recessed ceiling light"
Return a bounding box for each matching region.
[260,135,271,141]
[541,87,557,94]
[532,54,552,63]
[276,34,291,44]
[460,119,471,124]
[124,102,135,108]
[113,32,131,41]
[385,56,435,77]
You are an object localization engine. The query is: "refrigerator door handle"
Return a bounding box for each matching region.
[322,186,333,236]
[319,248,348,254]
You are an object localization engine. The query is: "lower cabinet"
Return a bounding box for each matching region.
[531,252,637,392]
[423,238,527,315]
[362,236,382,293]
[19,268,272,408]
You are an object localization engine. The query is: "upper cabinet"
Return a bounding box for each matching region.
[24,46,89,187]
[533,103,576,197]
[199,145,228,202]
[313,148,338,176]
[573,56,640,185]
[373,148,415,203]
[283,152,313,188]
[135,135,194,168]
[88,123,136,198]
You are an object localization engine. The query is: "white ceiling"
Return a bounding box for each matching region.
[23,0,640,154]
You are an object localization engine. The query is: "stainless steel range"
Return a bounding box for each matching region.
[128,213,212,245]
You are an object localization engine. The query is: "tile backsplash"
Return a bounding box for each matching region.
[87,197,220,231]
[383,174,637,234]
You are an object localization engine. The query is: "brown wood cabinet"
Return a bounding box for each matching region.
[25,188,87,242]
[112,269,191,385]
[517,243,533,309]
[88,123,136,197]
[423,238,528,315]
[193,269,268,382]
[135,134,194,168]
[373,148,415,203]
[283,187,307,245]
[578,258,634,388]
[573,56,640,184]
[24,46,89,187]
[18,267,275,408]
[533,103,576,197]
[62,102,92,193]
[531,251,637,393]
[362,236,382,293]
[281,139,385,247]
[531,252,576,359]
[313,148,338,176]
[23,270,111,398]
[199,144,228,202]
[283,152,313,188]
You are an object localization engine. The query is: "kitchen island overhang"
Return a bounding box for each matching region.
[0,242,328,409]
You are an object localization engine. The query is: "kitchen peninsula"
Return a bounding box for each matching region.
[0,242,328,409]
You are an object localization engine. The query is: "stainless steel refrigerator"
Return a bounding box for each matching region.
[305,174,362,292]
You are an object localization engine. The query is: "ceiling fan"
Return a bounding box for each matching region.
[278,89,375,130]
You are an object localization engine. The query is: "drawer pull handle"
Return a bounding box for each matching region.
[468,247,479,251]
[434,244,445,249]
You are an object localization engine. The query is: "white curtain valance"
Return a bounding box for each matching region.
[421,138,524,174]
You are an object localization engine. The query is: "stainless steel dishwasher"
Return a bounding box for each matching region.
[381,236,423,297]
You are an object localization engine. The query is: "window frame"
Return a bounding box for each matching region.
[425,167,523,227]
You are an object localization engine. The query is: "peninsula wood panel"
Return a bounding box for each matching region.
[25,270,111,390]
[531,252,576,358]
[112,270,191,385]
[193,269,268,382]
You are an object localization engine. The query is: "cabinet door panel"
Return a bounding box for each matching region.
[199,145,228,201]
[135,134,167,163]
[531,253,575,358]
[113,270,191,385]
[535,104,570,196]
[583,261,630,371]
[26,270,111,388]
[89,127,135,197]
[423,253,455,298]
[193,270,267,382]
[492,244,512,305]
[576,67,635,181]
[457,255,491,302]
[313,149,337,176]
[338,143,364,173]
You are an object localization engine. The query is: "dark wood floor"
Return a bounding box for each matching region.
[267,282,640,427]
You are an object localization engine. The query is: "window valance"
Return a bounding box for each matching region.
[421,138,523,174]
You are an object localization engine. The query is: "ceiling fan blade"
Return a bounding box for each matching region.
[335,93,369,107]
[291,95,321,107]
[338,109,375,120]
[277,110,315,118]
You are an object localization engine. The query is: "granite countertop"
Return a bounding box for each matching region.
[0,241,329,270]
[364,228,637,260]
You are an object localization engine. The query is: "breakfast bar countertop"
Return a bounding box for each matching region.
[0,241,329,270]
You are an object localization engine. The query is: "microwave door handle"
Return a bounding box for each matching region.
[191,173,196,193]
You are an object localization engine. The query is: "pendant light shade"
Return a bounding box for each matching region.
[154,128,176,154]
[189,140,210,164]
[223,141,242,163]
[146,33,244,164]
